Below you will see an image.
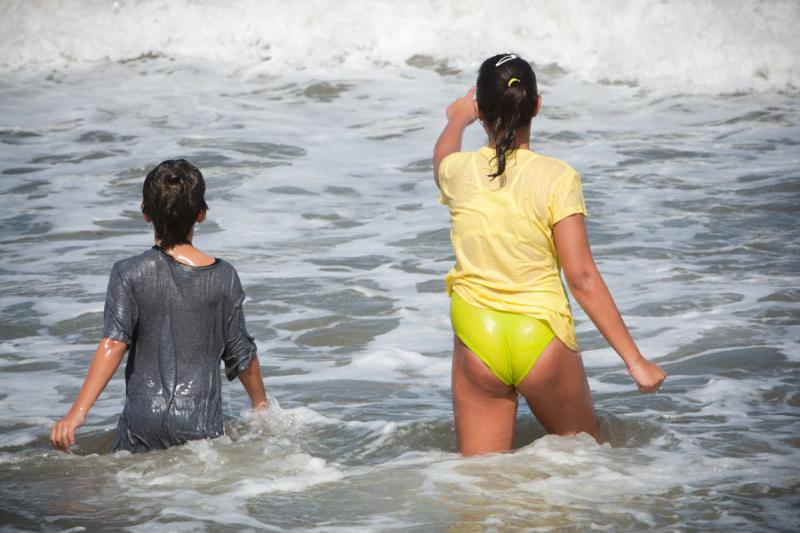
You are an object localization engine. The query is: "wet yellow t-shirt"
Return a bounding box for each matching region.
[438,146,587,350]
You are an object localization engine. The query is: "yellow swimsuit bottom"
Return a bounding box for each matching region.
[450,291,556,387]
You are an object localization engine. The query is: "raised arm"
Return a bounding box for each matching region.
[553,214,666,392]
[237,354,268,410]
[51,337,127,450]
[433,86,478,187]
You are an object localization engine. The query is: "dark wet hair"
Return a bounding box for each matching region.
[142,159,208,249]
[476,53,539,178]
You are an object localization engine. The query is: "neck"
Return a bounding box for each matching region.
[153,228,215,267]
[154,227,194,250]
[155,241,193,251]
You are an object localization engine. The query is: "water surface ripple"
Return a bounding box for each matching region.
[0,60,798,531]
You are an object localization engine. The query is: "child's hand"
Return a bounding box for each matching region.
[50,411,86,451]
[446,86,478,125]
[628,358,667,393]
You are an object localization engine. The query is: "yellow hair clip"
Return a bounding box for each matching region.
[507,77,520,88]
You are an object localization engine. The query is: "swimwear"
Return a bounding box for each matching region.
[450,290,555,387]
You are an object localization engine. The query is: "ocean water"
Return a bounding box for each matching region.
[1,0,799,531]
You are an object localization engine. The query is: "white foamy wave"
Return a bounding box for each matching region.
[1,0,797,93]
[232,454,343,497]
[416,432,799,530]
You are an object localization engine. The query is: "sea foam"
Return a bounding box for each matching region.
[1,0,797,94]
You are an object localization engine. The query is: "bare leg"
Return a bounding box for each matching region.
[451,336,518,456]
[516,337,602,441]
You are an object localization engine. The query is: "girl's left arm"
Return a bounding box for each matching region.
[554,214,667,392]
[50,338,127,450]
[433,86,478,187]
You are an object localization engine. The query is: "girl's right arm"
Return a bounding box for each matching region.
[553,214,666,392]
[433,86,478,187]
[50,338,127,450]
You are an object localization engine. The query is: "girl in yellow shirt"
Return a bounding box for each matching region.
[434,53,666,455]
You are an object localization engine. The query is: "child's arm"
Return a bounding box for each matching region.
[433,86,478,187]
[50,338,127,450]
[237,354,268,410]
[553,214,667,392]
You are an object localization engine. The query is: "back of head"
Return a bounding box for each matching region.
[142,159,208,249]
[476,53,539,178]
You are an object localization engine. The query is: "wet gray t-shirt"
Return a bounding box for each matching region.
[102,246,257,453]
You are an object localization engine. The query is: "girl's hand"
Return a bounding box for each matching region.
[628,358,667,393]
[446,86,478,125]
[50,410,86,451]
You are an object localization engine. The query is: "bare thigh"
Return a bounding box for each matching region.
[516,337,602,441]
[451,337,518,456]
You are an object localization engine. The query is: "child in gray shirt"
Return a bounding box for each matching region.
[51,159,268,453]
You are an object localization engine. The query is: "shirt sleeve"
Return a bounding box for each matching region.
[222,270,258,381]
[549,170,588,226]
[437,152,461,205]
[102,263,138,344]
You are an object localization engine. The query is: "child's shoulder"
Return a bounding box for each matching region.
[528,151,579,175]
[439,149,489,183]
[521,152,582,191]
[214,257,238,276]
[438,150,471,177]
[107,248,149,277]
[110,247,160,276]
